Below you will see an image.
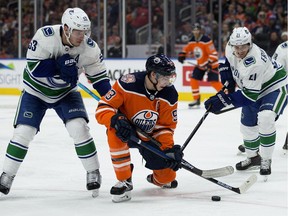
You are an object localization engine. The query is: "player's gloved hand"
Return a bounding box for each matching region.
[204,91,232,113]
[206,61,218,73]
[219,62,236,93]
[165,145,183,171]
[178,52,186,64]
[110,113,132,142]
[56,54,78,85]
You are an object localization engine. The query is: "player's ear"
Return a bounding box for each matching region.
[150,71,156,78]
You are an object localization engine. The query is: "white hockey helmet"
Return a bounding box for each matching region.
[61,7,91,36]
[229,27,252,49]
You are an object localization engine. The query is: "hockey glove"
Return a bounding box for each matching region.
[204,91,232,113]
[219,61,236,93]
[165,145,183,171]
[178,52,186,64]
[56,54,78,86]
[110,113,132,143]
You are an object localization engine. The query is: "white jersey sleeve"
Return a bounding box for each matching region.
[272,41,288,72]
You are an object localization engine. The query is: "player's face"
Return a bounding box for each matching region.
[69,29,86,46]
[192,29,201,37]
[232,44,250,58]
[155,73,177,90]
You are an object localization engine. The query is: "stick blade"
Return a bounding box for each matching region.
[238,174,257,194]
[202,166,234,178]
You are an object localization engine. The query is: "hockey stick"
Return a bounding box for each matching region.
[214,106,238,115]
[185,61,219,74]
[131,135,257,194]
[181,81,229,152]
[133,127,233,178]
[186,61,197,66]
[78,82,100,101]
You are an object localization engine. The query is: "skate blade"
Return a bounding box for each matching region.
[246,165,260,171]
[112,191,131,203]
[91,189,99,198]
[237,150,246,156]
[188,105,200,109]
[262,175,269,182]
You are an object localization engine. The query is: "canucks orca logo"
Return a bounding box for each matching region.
[0,62,15,71]
[131,110,158,133]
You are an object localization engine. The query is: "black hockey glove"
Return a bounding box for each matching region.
[110,113,132,143]
[56,54,78,86]
[165,145,183,171]
[204,91,232,113]
[178,52,186,64]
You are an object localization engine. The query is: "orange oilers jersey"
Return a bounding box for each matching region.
[96,72,178,150]
[182,35,219,69]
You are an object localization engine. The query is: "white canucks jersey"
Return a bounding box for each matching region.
[272,41,288,72]
[225,42,287,101]
[24,24,108,103]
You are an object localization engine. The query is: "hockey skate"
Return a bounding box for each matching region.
[188,97,200,108]
[0,172,15,195]
[110,178,133,203]
[86,169,101,198]
[235,154,261,171]
[146,174,178,189]
[260,159,271,182]
[110,164,134,203]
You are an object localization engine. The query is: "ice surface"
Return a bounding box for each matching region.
[0,96,287,216]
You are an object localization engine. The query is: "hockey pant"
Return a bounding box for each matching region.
[107,128,176,184]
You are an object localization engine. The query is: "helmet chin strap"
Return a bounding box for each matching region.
[147,73,159,91]
[63,28,74,47]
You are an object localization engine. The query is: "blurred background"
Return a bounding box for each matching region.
[0,0,287,59]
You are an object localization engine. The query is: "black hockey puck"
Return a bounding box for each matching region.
[211,196,221,201]
[238,145,245,153]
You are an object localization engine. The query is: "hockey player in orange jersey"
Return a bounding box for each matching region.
[178,23,223,108]
[96,54,183,203]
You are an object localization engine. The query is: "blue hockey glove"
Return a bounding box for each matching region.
[204,91,232,113]
[219,61,236,93]
[178,52,186,64]
[110,113,132,143]
[56,54,78,85]
[165,145,183,171]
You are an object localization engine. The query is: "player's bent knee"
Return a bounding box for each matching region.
[258,110,276,134]
[240,124,258,140]
[12,124,37,146]
[66,118,91,142]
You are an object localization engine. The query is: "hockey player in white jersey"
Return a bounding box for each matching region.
[204,27,287,180]
[272,41,288,152]
[0,8,111,196]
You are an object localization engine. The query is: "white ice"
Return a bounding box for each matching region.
[0,95,287,216]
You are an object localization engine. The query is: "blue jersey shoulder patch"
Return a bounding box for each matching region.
[244,56,256,67]
[41,27,54,37]
[281,42,288,49]
[86,38,95,47]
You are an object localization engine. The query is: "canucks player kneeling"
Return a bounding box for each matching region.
[204,27,287,181]
[96,54,182,202]
[0,8,111,196]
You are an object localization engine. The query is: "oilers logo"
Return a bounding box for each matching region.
[131,110,158,133]
[193,46,203,59]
